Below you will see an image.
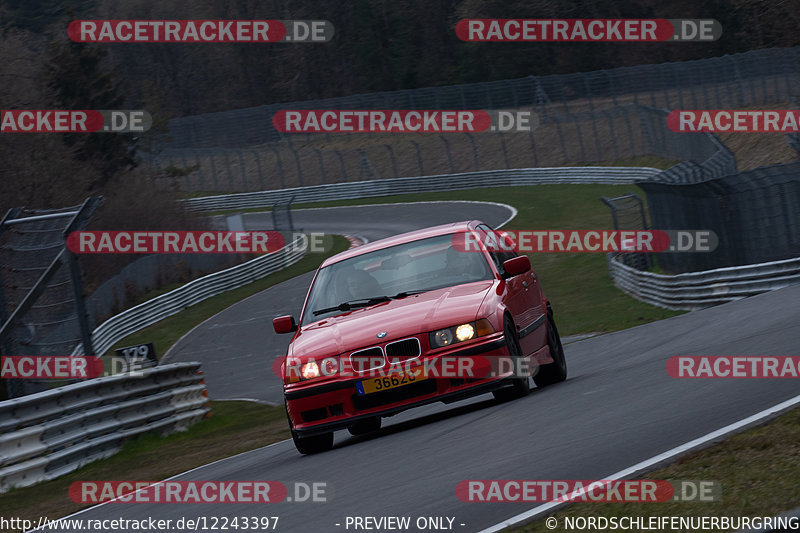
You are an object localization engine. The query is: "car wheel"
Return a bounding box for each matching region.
[286,402,334,454]
[492,316,531,402]
[533,307,567,387]
[348,416,381,436]
[292,431,334,455]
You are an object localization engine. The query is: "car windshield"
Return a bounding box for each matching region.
[302,233,493,324]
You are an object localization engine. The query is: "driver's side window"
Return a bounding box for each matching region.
[477,224,518,275]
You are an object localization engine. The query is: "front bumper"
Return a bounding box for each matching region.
[285,334,514,437]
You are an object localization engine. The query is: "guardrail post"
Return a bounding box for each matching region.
[410,140,424,175]
[268,145,286,189]
[439,135,454,173]
[384,144,398,178]
[335,149,348,182]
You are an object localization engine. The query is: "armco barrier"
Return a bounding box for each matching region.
[608,254,800,310]
[183,166,660,211]
[0,362,208,492]
[72,234,307,357]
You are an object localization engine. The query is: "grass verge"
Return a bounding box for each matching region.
[0,401,290,530]
[510,406,800,532]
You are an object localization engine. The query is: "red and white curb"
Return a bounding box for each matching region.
[345,235,368,248]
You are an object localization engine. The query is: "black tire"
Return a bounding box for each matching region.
[292,431,334,455]
[534,308,567,387]
[286,402,334,455]
[492,315,531,402]
[348,416,381,436]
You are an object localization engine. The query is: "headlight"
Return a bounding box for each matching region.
[456,323,475,342]
[430,319,493,348]
[301,361,320,379]
[433,328,454,347]
[290,357,339,383]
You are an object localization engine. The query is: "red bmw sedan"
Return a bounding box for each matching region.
[273,220,567,454]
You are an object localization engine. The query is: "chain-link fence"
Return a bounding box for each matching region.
[148,104,733,193]
[0,200,100,398]
[640,161,800,273]
[602,193,651,271]
[147,46,800,193]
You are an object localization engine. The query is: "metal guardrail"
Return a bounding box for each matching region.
[183,167,660,212]
[72,235,307,357]
[0,362,208,492]
[608,254,800,310]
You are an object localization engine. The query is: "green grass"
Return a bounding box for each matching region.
[511,407,800,532]
[0,401,290,530]
[105,235,350,359]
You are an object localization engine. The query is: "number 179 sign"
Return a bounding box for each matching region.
[114,343,157,369]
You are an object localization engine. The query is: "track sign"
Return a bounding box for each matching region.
[115,342,157,369]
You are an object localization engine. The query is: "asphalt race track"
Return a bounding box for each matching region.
[52,202,800,533]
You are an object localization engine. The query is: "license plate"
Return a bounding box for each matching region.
[355,367,427,395]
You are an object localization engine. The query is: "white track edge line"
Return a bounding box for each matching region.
[477,391,800,533]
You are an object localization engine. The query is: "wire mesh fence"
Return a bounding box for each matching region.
[162,47,800,150]
[146,105,720,193]
[0,203,96,398]
[641,161,800,273]
[602,193,651,271]
[147,46,800,194]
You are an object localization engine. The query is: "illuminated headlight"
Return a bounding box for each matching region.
[430,319,493,348]
[295,357,338,382]
[456,323,475,342]
[301,361,320,379]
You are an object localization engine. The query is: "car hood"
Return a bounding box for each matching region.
[291,280,495,359]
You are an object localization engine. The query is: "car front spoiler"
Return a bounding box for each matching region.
[291,375,512,437]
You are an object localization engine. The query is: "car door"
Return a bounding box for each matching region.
[478,225,546,356]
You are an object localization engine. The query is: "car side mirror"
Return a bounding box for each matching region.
[273,315,297,334]
[503,255,531,277]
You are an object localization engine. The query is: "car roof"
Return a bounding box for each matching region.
[320,220,482,267]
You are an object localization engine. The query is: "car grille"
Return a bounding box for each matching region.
[350,347,386,372]
[385,337,421,364]
[352,378,437,410]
